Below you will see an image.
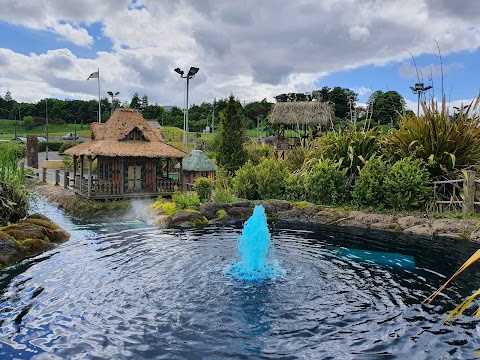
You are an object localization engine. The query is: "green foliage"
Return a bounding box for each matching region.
[284,172,307,201]
[353,157,431,211]
[216,209,227,219]
[0,181,29,226]
[62,198,129,220]
[23,116,35,130]
[234,160,257,199]
[213,188,234,204]
[367,90,405,125]
[234,158,289,200]
[58,142,77,154]
[194,177,213,202]
[255,158,289,199]
[386,157,431,210]
[304,158,347,205]
[384,97,480,177]
[38,141,64,152]
[308,127,382,181]
[352,156,390,209]
[244,140,273,165]
[217,94,247,173]
[172,192,200,209]
[0,142,26,160]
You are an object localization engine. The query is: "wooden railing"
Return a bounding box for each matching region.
[432,170,477,213]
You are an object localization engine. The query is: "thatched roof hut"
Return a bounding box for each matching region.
[65,108,186,158]
[268,101,334,128]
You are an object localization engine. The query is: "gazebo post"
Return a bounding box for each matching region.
[80,155,84,193]
[73,155,77,189]
[166,158,170,178]
[87,156,93,198]
[178,158,184,192]
[120,158,124,195]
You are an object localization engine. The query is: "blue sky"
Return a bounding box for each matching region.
[0,0,479,112]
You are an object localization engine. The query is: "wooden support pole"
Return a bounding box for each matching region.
[42,167,47,183]
[87,156,93,198]
[463,170,476,213]
[64,171,70,189]
[55,170,60,186]
[179,158,184,192]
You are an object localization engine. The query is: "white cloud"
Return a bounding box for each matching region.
[0,0,480,106]
[348,26,370,41]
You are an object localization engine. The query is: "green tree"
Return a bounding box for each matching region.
[130,92,141,109]
[328,87,358,119]
[217,94,247,173]
[369,90,405,125]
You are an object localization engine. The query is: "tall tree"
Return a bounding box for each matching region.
[217,94,247,173]
[327,87,358,119]
[130,92,141,109]
[368,90,405,125]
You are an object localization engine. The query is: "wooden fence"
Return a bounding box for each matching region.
[432,170,477,213]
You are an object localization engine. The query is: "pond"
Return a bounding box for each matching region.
[1,201,480,359]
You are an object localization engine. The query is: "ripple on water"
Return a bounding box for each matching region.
[1,204,480,359]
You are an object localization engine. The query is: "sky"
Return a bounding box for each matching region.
[0,0,479,113]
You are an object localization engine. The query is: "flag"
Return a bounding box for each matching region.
[87,71,99,80]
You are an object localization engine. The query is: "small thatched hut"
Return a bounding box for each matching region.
[175,150,218,190]
[65,108,188,199]
[266,101,335,159]
[268,101,335,130]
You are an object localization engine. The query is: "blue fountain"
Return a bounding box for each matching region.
[225,205,284,282]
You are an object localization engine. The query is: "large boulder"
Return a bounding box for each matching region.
[199,203,232,220]
[0,232,24,266]
[171,211,208,226]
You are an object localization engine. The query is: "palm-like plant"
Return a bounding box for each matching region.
[385,96,480,177]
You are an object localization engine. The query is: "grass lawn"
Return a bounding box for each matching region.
[0,119,90,141]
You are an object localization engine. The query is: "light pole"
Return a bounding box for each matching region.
[211,97,215,134]
[174,66,200,151]
[45,99,49,160]
[410,83,432,118]
[107,91,120,115]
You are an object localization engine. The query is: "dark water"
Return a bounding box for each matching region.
[1,201,480,359]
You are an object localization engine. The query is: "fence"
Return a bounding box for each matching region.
[432,170,477,213]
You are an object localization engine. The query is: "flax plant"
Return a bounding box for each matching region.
[385,96,480,177]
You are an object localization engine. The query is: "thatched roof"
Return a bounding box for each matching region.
[175,150,218,172]
[65,108,187,159]
[268,101,334,126]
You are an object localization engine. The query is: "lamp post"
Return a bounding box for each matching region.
[107,91,120,115]
[45,99,49,160]
[174,66,200,151]
[410,83,432,118]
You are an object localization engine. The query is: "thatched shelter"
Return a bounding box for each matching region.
[268,101,334,129]
[65,108,188,199]
[175,150,218,189]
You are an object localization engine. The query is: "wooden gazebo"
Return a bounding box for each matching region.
[267,101,334,159]
[64,108,188,199]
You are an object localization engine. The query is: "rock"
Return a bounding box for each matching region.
[403,223,433,236]
[171,211,206,226]
[227,206,253,220]
[154,215,172,226]
[231,201,251,208]
[255,200,292,214]
[0,232,24,266]
[199,203,232,220]
[397,216,428,230]
[312,210,350,224]
[431,219,475,238]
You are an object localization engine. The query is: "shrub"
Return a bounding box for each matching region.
[304,159,347,205]
[213,188,234,204]
[234,160,257,199]
[244,141,274,165]
[58,142,77,154]
[23,116,35,130]
[38,141,64,152]
[0,142,26,160]
[172,192,200,209]
[255,157,288,199]
[284,172,307,201]
[0,181,29,226]
[194,177,213,202]
[352,156,390,209]
[385,157,431,210]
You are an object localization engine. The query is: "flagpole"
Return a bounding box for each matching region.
[97,68,101,123]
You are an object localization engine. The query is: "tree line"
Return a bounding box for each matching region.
[0,86,408,132]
